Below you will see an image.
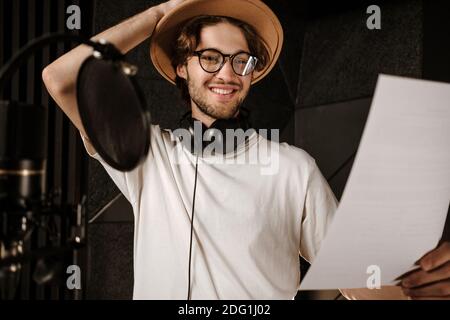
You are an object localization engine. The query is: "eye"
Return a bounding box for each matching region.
[201,53,221,64]
[234,53,251,65]
[235,58,248,65]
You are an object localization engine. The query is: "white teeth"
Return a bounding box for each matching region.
[210,88,234,95]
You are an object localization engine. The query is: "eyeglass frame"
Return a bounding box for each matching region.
[192,48,259,76]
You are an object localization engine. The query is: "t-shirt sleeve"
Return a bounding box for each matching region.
[79,131,146,207]
[299,158,338,263]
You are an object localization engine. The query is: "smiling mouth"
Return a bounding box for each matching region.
[209,87,238,96]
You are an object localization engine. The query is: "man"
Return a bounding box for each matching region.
[42,0,450,299]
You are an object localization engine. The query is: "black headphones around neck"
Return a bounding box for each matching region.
[177,107,253,155]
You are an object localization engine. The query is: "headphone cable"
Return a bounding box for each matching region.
[187,154,199,300]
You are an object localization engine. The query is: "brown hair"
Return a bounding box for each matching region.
[171,15,270,106]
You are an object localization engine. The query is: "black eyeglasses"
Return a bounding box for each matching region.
[192,48,258,76]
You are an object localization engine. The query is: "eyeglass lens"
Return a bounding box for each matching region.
[198,50,257,76]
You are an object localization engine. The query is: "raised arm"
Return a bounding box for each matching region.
[42,0,184,154]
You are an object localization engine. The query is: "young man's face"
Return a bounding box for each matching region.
[176,22,253,123]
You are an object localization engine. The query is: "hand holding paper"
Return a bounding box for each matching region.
[400,241,450,299]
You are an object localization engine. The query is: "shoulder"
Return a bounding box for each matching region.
[258,133,317,170]
[280,142,315,164]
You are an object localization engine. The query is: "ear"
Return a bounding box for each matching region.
[176,64,187,80]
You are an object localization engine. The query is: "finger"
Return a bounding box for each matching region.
[419,242,450,271]
[394,267,421,282]
[402,261,450,288]
[402,279,450,297]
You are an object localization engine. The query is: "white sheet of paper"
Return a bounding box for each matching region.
[299,74,450,290]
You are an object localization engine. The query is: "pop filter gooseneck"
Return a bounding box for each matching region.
[0,33,150,172]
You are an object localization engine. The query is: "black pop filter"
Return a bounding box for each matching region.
[76,43,150,171]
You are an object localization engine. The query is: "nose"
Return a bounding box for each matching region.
[215,58,236,82]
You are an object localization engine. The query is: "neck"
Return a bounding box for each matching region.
[191,105,215,127]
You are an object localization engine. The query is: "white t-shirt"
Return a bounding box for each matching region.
[81,124,338,299]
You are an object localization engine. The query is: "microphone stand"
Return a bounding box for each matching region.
[0,32,121,300]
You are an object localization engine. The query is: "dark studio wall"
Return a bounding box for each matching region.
[296,0,423,200]
[84,0,450,300]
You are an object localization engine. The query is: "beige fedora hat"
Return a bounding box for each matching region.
[150,0,283,85]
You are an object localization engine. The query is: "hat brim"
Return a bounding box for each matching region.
[150,0,283,85]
